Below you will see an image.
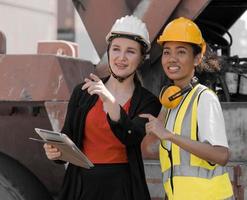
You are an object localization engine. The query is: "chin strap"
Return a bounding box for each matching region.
[108,65,135,82]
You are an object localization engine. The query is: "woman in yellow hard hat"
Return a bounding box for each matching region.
[141,17,233,200]
[43,15,161,200]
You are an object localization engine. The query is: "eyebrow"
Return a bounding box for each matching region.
[127,47,138,51]
[111,44,120,48]
[111,44,138,51]
[176,46,187,49]
[163,46,187,50]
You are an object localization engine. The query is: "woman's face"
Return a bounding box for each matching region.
[109,37,143,78]
[161,41,200,87]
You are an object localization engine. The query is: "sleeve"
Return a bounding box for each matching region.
[197,90,229,147]
[107,93,161,146]
[61,84,82,138]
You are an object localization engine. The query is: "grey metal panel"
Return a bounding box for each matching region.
[221,102,247,162]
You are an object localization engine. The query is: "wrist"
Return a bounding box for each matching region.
[161,130,174,141]
[104,93,116,104]
[167,131,176,142]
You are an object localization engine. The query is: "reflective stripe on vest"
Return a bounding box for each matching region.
[163,165,228,183]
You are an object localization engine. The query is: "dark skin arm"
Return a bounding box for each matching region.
[140,113,230,166]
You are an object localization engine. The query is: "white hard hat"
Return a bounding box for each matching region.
[106,15,151,53]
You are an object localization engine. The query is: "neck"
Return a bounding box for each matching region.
[174,73,195,89]
[106,75,135,94]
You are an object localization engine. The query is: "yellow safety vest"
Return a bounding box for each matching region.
[159,84,233,200]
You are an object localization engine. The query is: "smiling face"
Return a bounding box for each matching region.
[161,41,200,88]
[108,37,143,79]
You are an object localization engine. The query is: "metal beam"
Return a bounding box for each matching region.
[171,0,212,20]
[134,0,181,42]
[73,0,132,57]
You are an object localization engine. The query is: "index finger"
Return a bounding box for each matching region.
[139,113,155,121]
[89,73,101,82]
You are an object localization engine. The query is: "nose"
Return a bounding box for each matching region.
[167,52,178,63]
[118,51,127,61]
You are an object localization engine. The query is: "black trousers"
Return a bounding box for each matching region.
[79,163,133,200]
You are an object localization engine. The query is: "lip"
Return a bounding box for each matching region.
[166,65,180,73]
[115,63,128,70]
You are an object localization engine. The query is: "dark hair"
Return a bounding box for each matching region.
[191,43,221,72]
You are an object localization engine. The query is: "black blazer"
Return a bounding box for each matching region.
[58,78,161,200]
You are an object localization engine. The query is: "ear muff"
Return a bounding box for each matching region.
[159,77,199,109]
[159,86,183,109]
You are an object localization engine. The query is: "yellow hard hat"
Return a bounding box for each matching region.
[157,17,206,55]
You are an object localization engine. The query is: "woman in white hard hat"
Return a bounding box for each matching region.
[43,15,161,200]
[141,17,233,199]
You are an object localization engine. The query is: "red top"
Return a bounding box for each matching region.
[83,98,131,164]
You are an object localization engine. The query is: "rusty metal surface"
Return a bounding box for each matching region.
[0,55,94,101]
[74,0,182,57]
[232,165,245,200]
[227,163,246,200]
[37,40,79,58]
[73,0,131,57]
[132,0,181,97]
[125,0,140,12]
[0,31,6,54]
[135,0,181,42]
[0,101,65,195]
[0,53,95,195]
[170,0,212,19]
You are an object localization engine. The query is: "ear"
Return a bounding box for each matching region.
[194,53,201,66]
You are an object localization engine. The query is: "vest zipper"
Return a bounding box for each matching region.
[168,150,174,193]
[168,90,190,194]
